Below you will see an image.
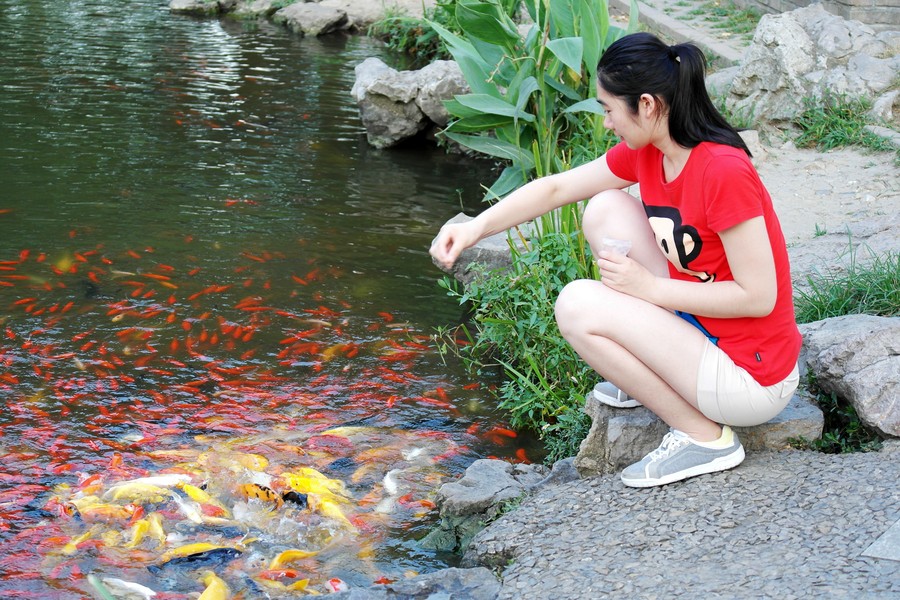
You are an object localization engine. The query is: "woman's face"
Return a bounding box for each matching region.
[597,86,654,150]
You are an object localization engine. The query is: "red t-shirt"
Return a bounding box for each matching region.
[606,141,801,385]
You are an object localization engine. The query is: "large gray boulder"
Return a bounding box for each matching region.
[727,4,900,126]
[351,57,429,148]
[351,58,469,148]
[272,2,348,36]
[169,0,221,15]
[420,459,548,553]
[799,315,900,438]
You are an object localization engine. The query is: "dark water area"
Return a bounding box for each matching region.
[0,1,538,597]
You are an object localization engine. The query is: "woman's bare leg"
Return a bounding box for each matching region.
[555,190,722,441]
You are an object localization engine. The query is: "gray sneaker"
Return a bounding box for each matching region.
[621,426,745,488]
[591,381,641,408]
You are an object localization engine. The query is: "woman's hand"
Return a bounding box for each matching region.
[597,250,658,300]
[430,221,482,270]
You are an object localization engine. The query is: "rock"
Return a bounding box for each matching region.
[869,89,898,122]
[574,391,824,477]
[799,315,900,438]
[705,65,739,98]
[420,459,548,553]
[573,397,668,477]
[415,60,469,126]
[525,457,581,493]
[727,4,900,127]
[169,0,221,15]
[321,0,436,30]
[739,129,767,164]
[330,567,500,600]
[866,125,900,149]
[431,213,533,288]
[351,57,427,148]
[272,2,348,36]
[232,0,287,19]
[352,58,468,148]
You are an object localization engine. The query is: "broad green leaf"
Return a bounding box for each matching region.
[428,21,497,96]
[549,0,576,38]
[514,76,540,112]
[443,98,484,119]
[577,0,603,79]
[546,37,583,73]
[628,0,640,31]
[563,98,605,115]
[456,0,520,49]
[442,132,536,170]
[444,114,515,133]
[485,164,531,201]
[542,73,581,101]
[455,94,535,121]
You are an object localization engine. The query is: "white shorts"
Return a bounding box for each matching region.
[696,340,800,427]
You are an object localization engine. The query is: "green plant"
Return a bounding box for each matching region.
[431,0,637,200]
[714,95,755,130]
[437,230,599,460]
[793,94,899,159]
[429,0,639,460]
[813,223,827,237]
[368,3,457,65]
[788,374,883,453]
[688,0,761,37]
[794,242,900,324]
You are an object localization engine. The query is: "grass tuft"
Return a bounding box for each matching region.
[793,94,899,161]
[794,244,900,324]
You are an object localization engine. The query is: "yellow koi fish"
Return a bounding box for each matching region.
[198,570,230,600]
[104,482,173,504]
[123,518,150,548]
[61,527,98,555]
[268,548,320,569]
[310,496,357,533]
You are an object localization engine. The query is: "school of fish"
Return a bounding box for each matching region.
[0,237,527,598]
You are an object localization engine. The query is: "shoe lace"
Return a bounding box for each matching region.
[647,430,690,461]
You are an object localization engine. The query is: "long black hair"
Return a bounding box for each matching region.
[597,32,750,156]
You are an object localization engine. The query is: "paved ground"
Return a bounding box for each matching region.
[467,445,899,598]
[461,5,900,599]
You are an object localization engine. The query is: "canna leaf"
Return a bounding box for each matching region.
[546,38,584,73]
[442,132,536,170]
[563,98,605,115]
[456,0,520,50]
[455,94,535,121]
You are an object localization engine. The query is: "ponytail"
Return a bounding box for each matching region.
[598,33,750,156]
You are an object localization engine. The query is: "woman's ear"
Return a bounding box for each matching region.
[639,93,657,117]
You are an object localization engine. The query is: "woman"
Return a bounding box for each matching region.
[429,32,801,488]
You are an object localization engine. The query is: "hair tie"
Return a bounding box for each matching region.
[669,46,681,63]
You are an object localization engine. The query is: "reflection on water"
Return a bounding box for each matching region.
[0,1,535,596]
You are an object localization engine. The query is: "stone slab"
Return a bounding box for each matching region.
[863,518,900,562]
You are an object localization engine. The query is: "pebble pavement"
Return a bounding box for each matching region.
[466,445,900,599]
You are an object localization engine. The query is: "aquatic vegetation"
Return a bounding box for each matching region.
[0,239,530,596]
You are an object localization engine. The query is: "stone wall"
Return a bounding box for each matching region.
[733,0,900,31]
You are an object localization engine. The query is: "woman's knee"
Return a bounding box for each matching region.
[583,189,637,234]
[555,279,605,337]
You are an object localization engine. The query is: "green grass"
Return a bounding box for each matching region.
[791,243,896,453]
[686,0,761,36]
[794,245,900,324]
[794,94,899,161]
[789,375,883,454]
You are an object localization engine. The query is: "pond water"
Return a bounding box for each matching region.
[0,2,537,597]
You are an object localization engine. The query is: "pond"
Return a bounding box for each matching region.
[0,2,537,597]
